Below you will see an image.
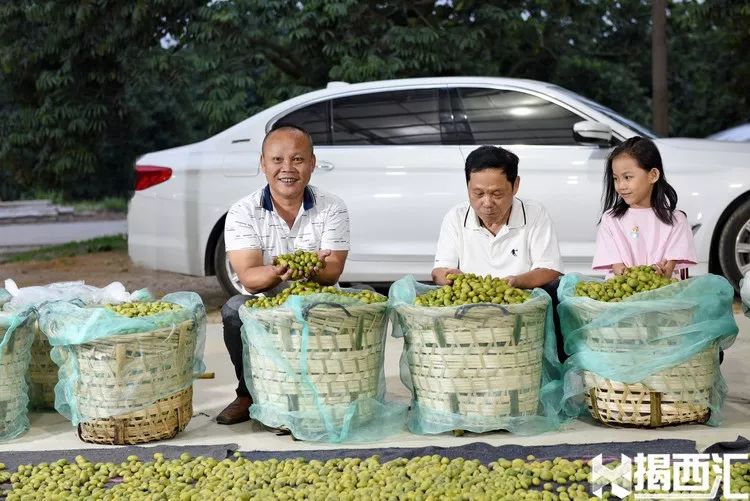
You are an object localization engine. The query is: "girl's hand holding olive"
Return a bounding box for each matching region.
[652,259,676,278]
[612,263,627,276]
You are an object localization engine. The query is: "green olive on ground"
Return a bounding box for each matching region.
[2,453,744,500]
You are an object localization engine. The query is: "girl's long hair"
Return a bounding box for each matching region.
[601,136,678,225]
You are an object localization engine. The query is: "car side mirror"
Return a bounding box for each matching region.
[573,121,613,146]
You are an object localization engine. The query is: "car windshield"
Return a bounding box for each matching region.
[554,87,658,138]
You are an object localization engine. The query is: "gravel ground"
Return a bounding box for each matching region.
[0,250,227,322]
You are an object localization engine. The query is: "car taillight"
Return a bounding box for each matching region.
[135,165,173,191]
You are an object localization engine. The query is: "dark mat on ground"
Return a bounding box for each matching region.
[0,443,238,471]
[1,436,746,471]
[237,438,700,463]
[704,435,750,454]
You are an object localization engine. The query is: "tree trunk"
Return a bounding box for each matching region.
[652,0,668,136]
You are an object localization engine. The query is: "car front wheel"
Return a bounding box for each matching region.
[214,233,245,297]
[717,198,750,292]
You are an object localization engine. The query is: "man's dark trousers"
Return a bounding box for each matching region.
[222,294,254,397]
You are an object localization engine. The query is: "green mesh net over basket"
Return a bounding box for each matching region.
[389,276,565,435]
[27,324,57,410]
[36,292,206,444]
[558,273,738,427]
[240,292,406,442]
[0,310,34,442]
[3,282,152,412]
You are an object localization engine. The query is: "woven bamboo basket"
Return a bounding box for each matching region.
[27,323,57,410]
[574,300,715,427]
[246,301,388,437]
[78,386,192,445]
[395,300,547,429]
[71,318,197,444]
[0,314,34,438]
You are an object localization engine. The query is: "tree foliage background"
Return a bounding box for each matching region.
[0,0,748,200]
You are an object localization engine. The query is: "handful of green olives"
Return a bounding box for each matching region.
[575,265,677,302]
[245,281,386,309]
[105,301,182,317]
[415,273,531,307]
[273,250,325,280]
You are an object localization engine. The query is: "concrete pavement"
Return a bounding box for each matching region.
[0,220,127,255]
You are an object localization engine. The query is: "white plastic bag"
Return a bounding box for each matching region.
[3,279,151,311]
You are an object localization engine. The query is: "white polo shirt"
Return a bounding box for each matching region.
[224,185,350,292]
[434,198,562,277]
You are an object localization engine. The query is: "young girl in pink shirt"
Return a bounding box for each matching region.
[592,136,697,278]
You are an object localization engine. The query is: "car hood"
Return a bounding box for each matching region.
[655,137,750,154]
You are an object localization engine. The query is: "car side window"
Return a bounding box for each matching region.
[331,89,452,145]
[453,88,584,145]
[276,101,332,145]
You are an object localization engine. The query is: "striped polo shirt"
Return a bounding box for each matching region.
[224,185,350,261]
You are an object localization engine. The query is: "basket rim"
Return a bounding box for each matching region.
[395,302,548,323]
[563,292,696,313]
[243,299,388,319]
[69,318,196,346]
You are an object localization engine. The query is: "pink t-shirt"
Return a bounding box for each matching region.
[592,208,697,275]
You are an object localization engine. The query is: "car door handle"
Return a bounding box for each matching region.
[317,161,334,171]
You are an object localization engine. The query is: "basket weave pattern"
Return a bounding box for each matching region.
[78,386,192,445]
[27,325,57,410]
[72,319,197,444]
[575,302,715,427]
[246,302,387,435]
[396,302,546,426]
[0,318,33,438]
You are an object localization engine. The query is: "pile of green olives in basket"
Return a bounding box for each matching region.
[575,265,676,302]
[105,301,182,318]
[245,281,385,309]
[415,273,531,307]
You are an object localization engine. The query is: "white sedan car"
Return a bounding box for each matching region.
[127,77,750,295]
[707,123,750,142]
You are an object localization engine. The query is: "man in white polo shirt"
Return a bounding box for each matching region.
[432,145,565,358]
[217,124,350,425]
